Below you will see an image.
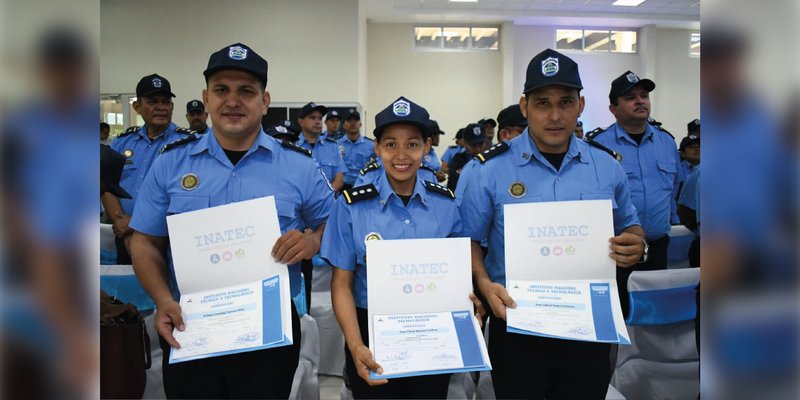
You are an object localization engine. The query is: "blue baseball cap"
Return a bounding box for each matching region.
[373,96,431,139]
[204,42,268,87]
[523,48,583,94]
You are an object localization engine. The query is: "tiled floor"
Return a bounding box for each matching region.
[320,374,344,400]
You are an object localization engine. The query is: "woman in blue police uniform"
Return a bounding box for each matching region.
[459,49,645,399]
[321,96,476,399]
[129,43,332,399]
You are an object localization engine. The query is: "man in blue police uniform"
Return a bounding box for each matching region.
[679,134,700,178]
[425,119,447,182]
[296,101,347,192]
[338,108,375,191]
[185,99,210,135]
[102,73,191,264]
[585,70,684,315]
[441,127,465,175]
[478,117,497,144]
[128,42,332,398]
[323,109,343,141]
[459,48,645,399]
[447,123,489,191]
[496,104,528,143]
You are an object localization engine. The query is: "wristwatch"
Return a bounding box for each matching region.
[638,236,649,263]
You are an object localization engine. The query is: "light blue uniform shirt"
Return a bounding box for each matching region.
[130,130,333,300]
[423,147,442,171]
[320,173,462,309]
[337,134,376,185]
[590,123,683,240]
[441,145,464,165]
[111,123,188,215]
[296,134,347,184]
[459,132,640,287]
[678,165,700,227]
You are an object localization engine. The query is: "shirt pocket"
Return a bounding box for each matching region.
[580,191,618,209]
[656,159,678,189]
[121,163,137,181]
[275,199,298,230]
[167,195,209,215]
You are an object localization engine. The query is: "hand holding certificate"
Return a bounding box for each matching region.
[366,238,491,379]
[166,197,294,363]
[503,200,630,344]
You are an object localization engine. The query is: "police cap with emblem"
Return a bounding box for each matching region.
[496,104,527,129]
[373,96,431,139]
[609,70,655,102]
[687,119,700,134]
[463,123,488,145]
[325,110,341,121]
[345,108,361,120]
[136,73,176,98]
[204,42,268,87]
[524,48,583,94]
[299,102,327,118]
[428,119,444,136]
[679,134,700,152]
[100,144,132,199]
[186,99,205,113]
[266,123,300,142]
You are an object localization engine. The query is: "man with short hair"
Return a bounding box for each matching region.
[296,102,346,192]
[100,122,112,145]
[323,109,343,141]
[338,108,375,191]
[129,43,332,398]
[102,74,191,264]
[585,70,684,315]
[185,99,210,134]
[459,48,644,399]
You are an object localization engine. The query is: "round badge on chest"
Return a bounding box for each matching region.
[364,232,382,244]
[181,173,199,191]
[123,149,133,158]
[508,182,527,198]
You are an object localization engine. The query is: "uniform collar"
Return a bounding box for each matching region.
[613,122,654,145]
[375,171,428,210]
[137,122,176,141]
[513,129,588,167]
[189,128,274,158]
[345,134,365,144]
[297,133,325,147]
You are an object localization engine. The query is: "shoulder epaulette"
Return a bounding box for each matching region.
[650,123,675,139]
[424,180,455,199]
[117,126,139,138]
[584,138,622,161]
[175,127,194,135]
[359,160,380,175]
[342,184,379,205]
[419,163,436,174]
[280,140,312,157]
[325,137,338,144]
[584,127,607,141]
[475,142,509,163]
[160,134,199,154]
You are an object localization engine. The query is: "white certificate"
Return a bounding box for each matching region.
[372,311,487,378]
[166,196,293,359]
[169,276,286,363]
[503,200,629,344]
[366,238,491,379]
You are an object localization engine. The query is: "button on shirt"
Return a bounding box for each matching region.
[130,130,333,300]
[111,123,187,215]
[459,132,639,287]
[338,134,376,185]
[590,123,682,240]
[296,134,347,184]
[320,173,462,309]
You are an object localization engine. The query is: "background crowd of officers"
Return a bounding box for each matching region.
[100,42,701,399]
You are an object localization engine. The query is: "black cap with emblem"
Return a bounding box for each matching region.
[687,119,700,134]
[266,124,300,142]
[186,99,205,113]
[609,70,655,102]
[136,73,176,98]
[326,110,341,121]
[204,42,268,87]
[428,119,444,136]
[463,123,488,145]
[373,96,431,139]
[299,102,327,118]
[524,48,583,94]
[345,108,361,120]
[679,134,700,152]
[496,104,528,129]
[100,144,132,199]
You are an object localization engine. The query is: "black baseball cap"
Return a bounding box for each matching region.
[136,74,175,98]
[479,118,497,128]
[326,110,341,120]
[609,70,655,102]
[100,144,132,199]
[266,123,300,141]
[687,119,700,133]
[463,123,488,145]
[299,102,327,118]
[524,48,583,94]
[373,96,431,139]
[428,119,444,135]
[679,135,700,151]
[186,99,204,113]
[455,127,465,140]
[345,108,361,120]
[496,104,527,129]
[204,42,268,87]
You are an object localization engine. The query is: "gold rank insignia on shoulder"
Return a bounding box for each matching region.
[343,184,379,205]
[423,180,455,199]
[508,182,527,198]
[364,232,382,244]
[181,173,199,191]
[123,149,133,158]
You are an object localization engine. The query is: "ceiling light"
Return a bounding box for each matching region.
[612,0,646,6]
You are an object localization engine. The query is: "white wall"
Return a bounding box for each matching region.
[100,0,361,109]
[651,28,701,139]
[366,22,503,149]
